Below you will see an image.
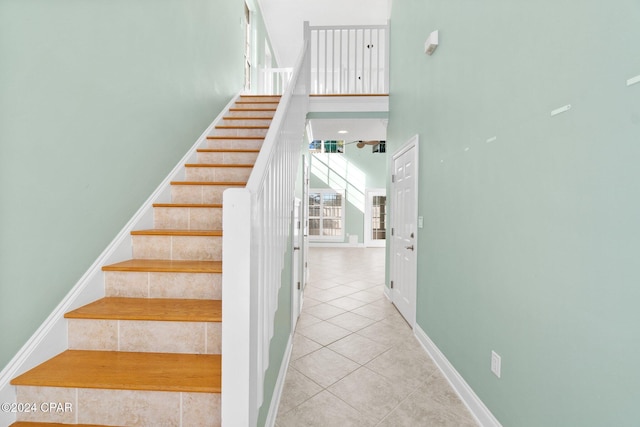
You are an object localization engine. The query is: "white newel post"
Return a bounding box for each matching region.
[221,188,258,426]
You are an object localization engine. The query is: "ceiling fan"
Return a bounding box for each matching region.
[344,140,383,149]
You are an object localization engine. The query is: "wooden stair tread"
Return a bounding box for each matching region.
[11,350,221,393]
[170,181,247,186]
[102,259,221,273]
[239,94,281,98]
[184,163,254,168]
[153,203,223,208]
[131,229,222,236]
[206,135,265,140]
[228,107,276,112]
[65,297,221,322]
[196,148,260,153]
[223,116,274,121]
[11,422,108,427]
[235,101,279,104]
[215,125,270,129]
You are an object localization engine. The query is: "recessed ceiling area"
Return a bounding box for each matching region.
[307,118,387,142]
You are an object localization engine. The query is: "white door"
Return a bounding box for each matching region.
[391,135,418,326]
[302,156,310,290]
[364,189,387,247]
[292,198,303,329]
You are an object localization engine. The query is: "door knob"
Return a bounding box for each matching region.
[293,246,300,250]
[405,245,414,251]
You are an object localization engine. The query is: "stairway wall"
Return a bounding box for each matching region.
[0,0,251,371]
[387,1,640,426]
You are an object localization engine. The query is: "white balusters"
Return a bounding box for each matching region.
[222,39,310,426]
[307,23,389,95]
[261,67,294,95]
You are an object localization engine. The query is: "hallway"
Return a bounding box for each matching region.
[275,247,478,426]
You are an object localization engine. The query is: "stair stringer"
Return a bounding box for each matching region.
[0,91,242,426]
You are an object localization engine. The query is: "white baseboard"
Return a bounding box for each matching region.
[383,284,392,301]
[265,333,294,427]
[0,92,241,405]
[414,325,503,427]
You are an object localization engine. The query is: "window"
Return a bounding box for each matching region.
[372,140,386,153]
[308,189,345,240]
[371,195,387,240]
[309,140,344,154]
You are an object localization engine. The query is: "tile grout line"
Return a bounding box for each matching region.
[75,388,78,424]
[281,248,467,426]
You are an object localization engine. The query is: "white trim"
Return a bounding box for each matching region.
[414,324,503,427]
[0,91,242,408]
[222,189,255,426]
[308,95,389,113]
[291,198,303,331]
[264,333,294,427]
[364,188,387,248]
[389,134,419,328]
[383,284,392,301]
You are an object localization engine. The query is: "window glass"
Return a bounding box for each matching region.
[308,189,345,240]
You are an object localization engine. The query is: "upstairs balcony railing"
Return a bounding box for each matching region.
[306,21,389,95]
[260,22,389,96]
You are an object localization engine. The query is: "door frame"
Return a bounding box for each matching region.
[243,2,253,92]
[291,198,303,330]
[389,134,419,328]
[364,188,387,247]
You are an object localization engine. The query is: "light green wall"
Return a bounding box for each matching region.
[258,146,308,425]
[246,0,278,93]
[388,1,640,426]
[309,144,386,244]
[0,0,252,370]
[257,229,293,426]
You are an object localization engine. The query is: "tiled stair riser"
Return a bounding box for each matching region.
[184,166,252,182]
[171,184,241,204]
[68,319,221,354]
[237,96,281,103]
[196,151,259,164]
[105,271,221,300]
[154,206,222,230]
[131,235,221,261]
[205,138,264,150]
[226,109,276,118]
[15,386,220,426]
[232,103,279,111]
[210,127,268,138]
[221,118,272,127]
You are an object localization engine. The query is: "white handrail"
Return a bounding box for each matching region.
[222,37,310,426]
[306,21,389,95]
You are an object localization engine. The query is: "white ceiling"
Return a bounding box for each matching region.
[308,118,387,142]
[257,0,392,67]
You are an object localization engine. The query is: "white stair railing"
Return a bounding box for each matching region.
[307,21,390,95]
[261,67,294,95]
[221,38,310,426]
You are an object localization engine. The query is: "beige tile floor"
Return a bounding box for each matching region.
[275,247,478,427]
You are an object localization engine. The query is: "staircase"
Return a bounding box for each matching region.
[9,95,281,427]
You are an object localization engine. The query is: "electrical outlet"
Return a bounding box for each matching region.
[491,351,501,378]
